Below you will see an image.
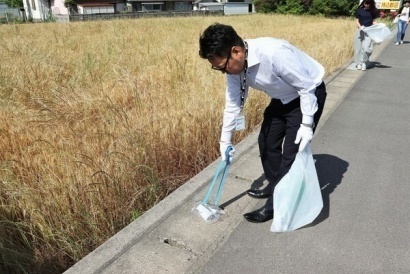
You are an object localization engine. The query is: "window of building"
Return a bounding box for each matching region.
[83,5,114,14]
[175,2,189,10]
[142,3,162,11]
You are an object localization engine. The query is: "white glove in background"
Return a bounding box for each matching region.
[220,142,235,162]
[294,125,313,152]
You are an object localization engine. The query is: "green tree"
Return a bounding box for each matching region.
[253,0,277,13]
[253,0,358,16]
[276,0,305,14]
[309,0,357,16]
[64,0,75,8]
[3,0,23,8]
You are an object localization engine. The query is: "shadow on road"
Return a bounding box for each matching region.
[310,153,349,226]
[368,61,391,69]
[219,174,266,210]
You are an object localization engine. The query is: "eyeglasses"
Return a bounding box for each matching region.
[211,50,231,72]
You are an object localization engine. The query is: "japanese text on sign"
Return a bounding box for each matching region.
[379,0,400,9]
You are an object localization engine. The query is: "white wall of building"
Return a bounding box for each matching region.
[224,3,249,15]
[51,0,68,15]
[23,0,71,19]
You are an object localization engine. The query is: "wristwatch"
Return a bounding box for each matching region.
[301,123,315,129]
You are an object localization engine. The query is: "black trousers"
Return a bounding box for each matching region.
[258,82,327,209]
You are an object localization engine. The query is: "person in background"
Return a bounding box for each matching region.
[394,0,410,45]
[198,23,327,223]
[354,0,379,71]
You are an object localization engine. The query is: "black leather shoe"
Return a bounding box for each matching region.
[243,207,274,223]
[247,188,272,199]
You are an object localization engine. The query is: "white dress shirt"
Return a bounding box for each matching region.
[221,37,325,144]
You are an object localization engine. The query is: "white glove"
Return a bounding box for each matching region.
[220,142,235,162]
[360,25,365,31]
[294,125,313,152]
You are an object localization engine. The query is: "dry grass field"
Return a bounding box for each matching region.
[0,14,356,273]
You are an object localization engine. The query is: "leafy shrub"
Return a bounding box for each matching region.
[253,0,277,13]
[3,0,23,8]
[254,0,359,16]
[309,0,357,16]
[276,0,305,14]
[382,10,397,20]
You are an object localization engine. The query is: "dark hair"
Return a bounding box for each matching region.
[359,0,373,6]
[359,0,378,18]
[199,23,244,60]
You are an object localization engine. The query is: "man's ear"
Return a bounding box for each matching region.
[231,46,244,58]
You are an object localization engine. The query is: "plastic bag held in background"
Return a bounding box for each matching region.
[271,144,323,232]
[363,23,391,43]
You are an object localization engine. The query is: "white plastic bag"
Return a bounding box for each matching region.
[393,16,399,24]
[364,23,392,43]
[271,144,323,232]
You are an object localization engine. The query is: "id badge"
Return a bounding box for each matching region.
[235,114,246,131]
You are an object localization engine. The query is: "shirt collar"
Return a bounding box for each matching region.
[244,39,260,68]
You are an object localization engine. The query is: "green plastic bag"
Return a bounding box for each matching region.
[271,144,323,232]
[364,23,392,44]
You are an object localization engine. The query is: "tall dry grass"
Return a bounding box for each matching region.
[0,14,356,273]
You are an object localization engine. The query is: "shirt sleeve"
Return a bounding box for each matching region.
[270,45,319,124]
[355,9,360,19]
[220,74,246,143]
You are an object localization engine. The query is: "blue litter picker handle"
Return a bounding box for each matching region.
[214,146,233,205]
[201,146,233,206]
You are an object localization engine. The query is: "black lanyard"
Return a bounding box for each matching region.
[240,41,248,111]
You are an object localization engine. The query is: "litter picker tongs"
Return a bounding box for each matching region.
[193,146,233,222]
